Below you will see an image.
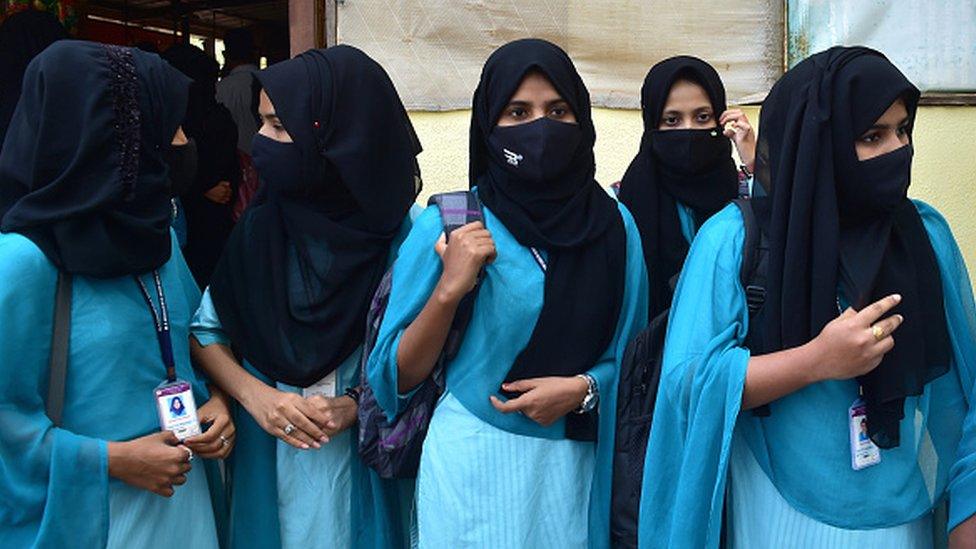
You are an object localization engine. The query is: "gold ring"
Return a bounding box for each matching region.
[871,324,885,342]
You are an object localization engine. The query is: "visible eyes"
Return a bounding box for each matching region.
[859,125,910,145]
[506,106,529,120]
[660,110,713,128]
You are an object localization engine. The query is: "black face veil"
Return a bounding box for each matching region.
[209,45,422,387]
[753,46,950,448]
[470,39,627,440]
[618,56,739,318]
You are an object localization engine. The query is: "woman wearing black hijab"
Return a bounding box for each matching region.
[0,41,232,548]
[162,44,240,288]
[189,45,422,549]
[638,46,976,548]
[0,9,67,152]
[365,39,648,547]
[618,56,755,319]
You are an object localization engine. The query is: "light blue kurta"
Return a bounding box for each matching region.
[638,200,976,548]
[190,209,418,549]
[366,200,649,548]
[0,231,219,549]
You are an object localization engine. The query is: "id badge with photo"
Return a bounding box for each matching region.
[849,398,881,471]
[155,379,201,440]
[302,370,337,399]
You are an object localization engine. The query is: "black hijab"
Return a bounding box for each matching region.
[0,10,68,151]
[209,46,422,387]
[161,44,220,139]
[0,41,189,277]
[471,39,626,438]
[618,56,739,319]
[754,46,950,448]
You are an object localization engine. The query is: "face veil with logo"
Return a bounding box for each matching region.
[469,38,627,440]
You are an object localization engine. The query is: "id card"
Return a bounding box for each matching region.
[849,398,881,470]
[154,379,201,440]
[302,370,337,399]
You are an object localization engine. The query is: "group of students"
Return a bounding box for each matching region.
[0,32,974,549]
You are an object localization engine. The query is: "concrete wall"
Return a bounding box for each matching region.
[408,105,976,284]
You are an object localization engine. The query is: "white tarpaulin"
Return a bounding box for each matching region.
[337,0,784,110]
[788,0,976,92]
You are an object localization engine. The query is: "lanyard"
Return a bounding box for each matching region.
[135,270,176,382]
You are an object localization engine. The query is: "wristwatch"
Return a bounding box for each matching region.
[574,373,598,414]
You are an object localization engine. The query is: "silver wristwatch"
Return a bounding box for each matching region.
[574,373,598,414]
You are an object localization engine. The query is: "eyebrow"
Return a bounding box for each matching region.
[864,116,911,131]
[505,98,569,108]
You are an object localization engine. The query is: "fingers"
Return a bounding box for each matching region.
[489,394,529,414]
[172,474,188,486]
[185,414,228,445]
[839,307,857,320]
[434,233,447,257]
[855,294,902,325]
[870,314,904,342]
[280,410,325,449]
[501,379,540,394]
[154,429,181,446]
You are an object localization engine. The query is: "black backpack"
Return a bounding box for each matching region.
[610,199,768,548]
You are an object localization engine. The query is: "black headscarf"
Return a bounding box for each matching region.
[0,10,68,151]
[209,45,422,387]
[618,56,739,319]
[0,41,189,277]
[470,39,626,434]
[754,46,951,448]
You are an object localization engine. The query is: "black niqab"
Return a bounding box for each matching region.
[209,45,422,387]
[470,39,626,440]
[618,56,739,318]
[0,41,189,277]
[754,46,950,448]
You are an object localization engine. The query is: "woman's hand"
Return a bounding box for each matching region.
[204,181,233,205]
[489,376,589,427]
[720,109,756,171]
[108,431,193,497]
[241,384,329,450]
[307,394,358,438]
[808,294,904,383]
[434,221,497,305]
[184,387,236,459]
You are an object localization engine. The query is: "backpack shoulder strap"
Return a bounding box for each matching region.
[47,272,72,427]
[427,191,483,240]
[733,199,767,317]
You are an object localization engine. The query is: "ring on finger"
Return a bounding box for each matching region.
[871,324,885,342]
[283,423,296,436]
[219,434,230,447]
[182,446,194,462]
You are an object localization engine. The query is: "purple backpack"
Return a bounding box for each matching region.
[357,191,484,479]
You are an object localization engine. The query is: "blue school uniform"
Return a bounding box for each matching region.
[366,201,648,548]
[638,201,976,548]
[190,209,419,549]
[0,231,219,549]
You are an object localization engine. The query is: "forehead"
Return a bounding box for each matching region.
[662,79,712,110]
[258,89,275,114]
[508,71,564,102]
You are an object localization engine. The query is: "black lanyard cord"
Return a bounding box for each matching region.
[135,271,176,382]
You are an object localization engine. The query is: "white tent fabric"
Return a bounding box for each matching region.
[337,0,784,110]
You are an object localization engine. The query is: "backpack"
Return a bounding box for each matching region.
[610,198,768,548]
[357,191,485,479]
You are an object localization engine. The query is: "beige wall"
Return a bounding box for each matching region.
[408,105,976,284]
